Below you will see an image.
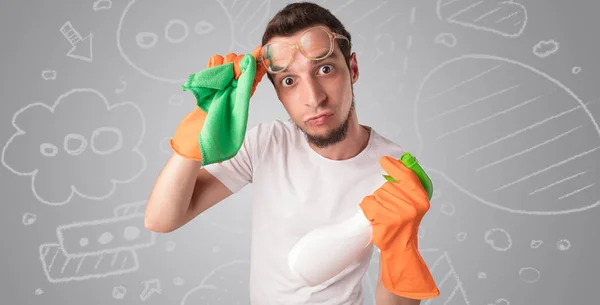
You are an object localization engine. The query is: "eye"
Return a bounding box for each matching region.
[280,76,295,87]
[318,64,334,74]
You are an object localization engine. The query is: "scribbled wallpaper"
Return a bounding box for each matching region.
[1,1,599,304]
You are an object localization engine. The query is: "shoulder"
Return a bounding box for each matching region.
[246,118,300,143]
[366,127,407,160]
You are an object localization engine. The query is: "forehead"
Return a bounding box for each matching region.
[265,24,332,45]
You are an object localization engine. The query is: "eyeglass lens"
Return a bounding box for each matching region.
[262,27,333,73]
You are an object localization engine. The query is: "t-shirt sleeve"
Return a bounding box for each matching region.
[202,123,267,193]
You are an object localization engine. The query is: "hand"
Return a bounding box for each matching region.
[359,156,439,300]
[206,46,267,96]
[170,46,266,162]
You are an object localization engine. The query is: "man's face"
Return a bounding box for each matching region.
[266,26,359,148]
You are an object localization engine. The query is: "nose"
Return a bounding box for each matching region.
[302,77,326,107]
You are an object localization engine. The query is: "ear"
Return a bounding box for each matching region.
[349,52,359,84]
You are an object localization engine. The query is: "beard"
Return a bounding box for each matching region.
[294,93,356,149]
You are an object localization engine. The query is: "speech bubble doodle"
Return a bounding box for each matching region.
[117,0,235,84]
[413,54,600,215]
[2,88,146,205]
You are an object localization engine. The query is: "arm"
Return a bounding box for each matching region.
[144,47,265,233]
[144,153,233,233]
[376,266,421,305]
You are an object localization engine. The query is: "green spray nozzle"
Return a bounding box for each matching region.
[382,152,434,200]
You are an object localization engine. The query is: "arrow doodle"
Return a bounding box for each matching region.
[60,21,93,62]
[140,278,161,301]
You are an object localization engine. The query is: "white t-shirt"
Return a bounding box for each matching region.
[203,119,406,305]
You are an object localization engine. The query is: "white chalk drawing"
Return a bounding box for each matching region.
[436,0,527,38]
[374,32,396,64]
[353,32,396,67]
[414,54,600,215]
[160,137,173,156]
[518,267,540,283]
[56,215,155,257]
[457,232,468,242]
[117,0,236,84]
[311,0,398,67]
[530,240,543,248]
[168,94,184,106]
[135,32,158,49]
[165,19,189,44]
[112,285,127,299]
[195,20,215,36]
[418,225,427,239]
[484,228,512,251]
[41,70,57,80]
[489,298,510,305]
[165,241,176,252]
[60,21,93,62]
[558,182,595,200]
[93,0,112,11]
[38,242,139,283]
[420,249,471,305]
[477,272,487,279]
[434,32,457,48]
[572,66,582,74]
[556,239,571,251]
[63,133,87,156]
[90,126,124,155]
[181,260,250,305]
[1,88,147,206]
[440,202,456,216]
[349,1,390,25]
[22,212,37,226]
[115,77,127,94]
[432,189,442,201]
[220,0,272,51]
[174,277,185,286]
[39,201,156,283]
[35,288,43,295]
[533,39,559,58]
[140,279,161,301]
[399,6,416,94]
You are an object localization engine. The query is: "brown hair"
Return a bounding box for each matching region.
[261,1,353,84]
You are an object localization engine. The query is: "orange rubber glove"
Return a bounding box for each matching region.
[169,46,267,161]
[359,156,440,300]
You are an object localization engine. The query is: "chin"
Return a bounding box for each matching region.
[305,119,336,132]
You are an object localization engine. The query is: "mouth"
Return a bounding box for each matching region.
[306,112,333,125]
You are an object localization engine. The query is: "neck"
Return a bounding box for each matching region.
[307,113,370,161]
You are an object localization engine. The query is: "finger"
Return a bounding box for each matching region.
[375,188,418,220]
[207,54,224,68]
[233,54,244,79]
[251,45,263,60]
[358,195,379,222]
[254,57,268,83]
[255,61,267,80]
[380,156,421,187]
[251,45,268,77]
[380,156,429,203]
[223,52,237,64]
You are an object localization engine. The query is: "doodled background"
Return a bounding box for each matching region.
[1,0,599,304]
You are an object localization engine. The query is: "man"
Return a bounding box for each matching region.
[145,2,437,304]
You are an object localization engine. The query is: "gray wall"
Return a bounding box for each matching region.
[1,0,599,304]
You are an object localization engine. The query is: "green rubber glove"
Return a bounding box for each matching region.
[175,53,259,166]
